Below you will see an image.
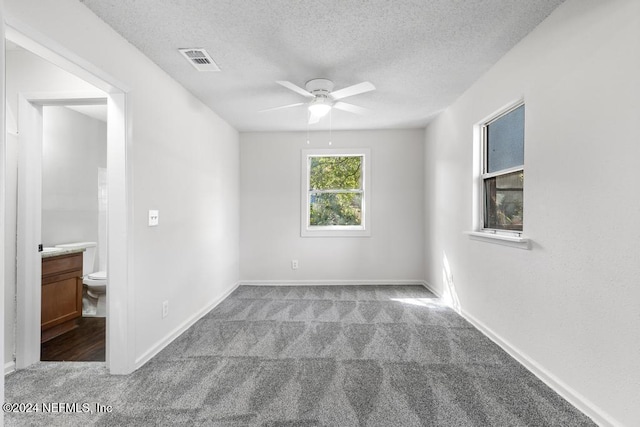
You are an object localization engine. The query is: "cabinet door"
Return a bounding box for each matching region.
[41,276,82,330]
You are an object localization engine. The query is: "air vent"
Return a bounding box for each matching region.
[178,48,221,72]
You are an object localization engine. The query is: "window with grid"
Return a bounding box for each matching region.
[482,103,525,232]
[301,149,370,237]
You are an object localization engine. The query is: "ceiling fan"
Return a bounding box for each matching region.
[260,78,375,124]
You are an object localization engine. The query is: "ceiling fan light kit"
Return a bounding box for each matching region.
[263,78,375,125]
[308,97,332,117]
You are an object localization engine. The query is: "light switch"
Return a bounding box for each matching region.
[148,210,159,226]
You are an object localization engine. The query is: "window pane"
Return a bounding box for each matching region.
[484,170,523,231]
[310,156,362,190]
[310,192,362,226]
[487,104,524,173]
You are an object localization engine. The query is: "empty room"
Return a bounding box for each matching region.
[2,0,639,426]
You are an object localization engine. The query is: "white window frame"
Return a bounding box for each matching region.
[301,148,371,237]
[468,100,530,249]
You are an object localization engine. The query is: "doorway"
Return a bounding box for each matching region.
[38,103,108,362]
[5,24,133,374]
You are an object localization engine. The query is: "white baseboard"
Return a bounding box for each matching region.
[421,281,441,296]
[239,279,428,286]
[4,361,16,376]
[460,309,620,427]
[134,282,239,370]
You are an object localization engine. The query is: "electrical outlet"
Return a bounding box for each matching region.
[162,300,169,318]
[291,259,299,270]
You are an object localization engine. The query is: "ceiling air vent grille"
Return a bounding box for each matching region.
[178,48,221,72]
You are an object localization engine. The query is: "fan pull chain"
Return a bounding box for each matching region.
[306,111,310,144]
[329,109,333,146]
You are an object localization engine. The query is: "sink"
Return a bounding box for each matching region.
[42,247,64,254]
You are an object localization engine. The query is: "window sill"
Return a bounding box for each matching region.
[301,227,371,238]
[465,231,531,250]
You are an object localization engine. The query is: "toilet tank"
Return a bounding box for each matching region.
[54,242,97,276]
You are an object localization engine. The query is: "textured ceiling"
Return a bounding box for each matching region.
[79,0,564,132]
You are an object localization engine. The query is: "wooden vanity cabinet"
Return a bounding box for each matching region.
[41,252,83,342]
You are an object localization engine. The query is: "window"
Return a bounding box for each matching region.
[301,148,370,237]
[481,103,524,232]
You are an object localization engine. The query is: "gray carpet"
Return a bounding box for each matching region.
[5,285,594,426]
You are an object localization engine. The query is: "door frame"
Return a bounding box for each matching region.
[1,4,6,423]
[16,93,106,368]
[6,21,135,374]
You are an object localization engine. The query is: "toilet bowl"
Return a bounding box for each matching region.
[84,270,107,298]
[54,241,107,299]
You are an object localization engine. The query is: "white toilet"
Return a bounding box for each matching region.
[55,241,107,298]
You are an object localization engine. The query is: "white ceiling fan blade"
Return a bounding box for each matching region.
[276,81,315,98]
[259,102,304,113]
[330,82,375,100]
[308,113,320,124]
[333,101,370,115]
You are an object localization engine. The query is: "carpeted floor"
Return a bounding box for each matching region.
[5,285,594,426]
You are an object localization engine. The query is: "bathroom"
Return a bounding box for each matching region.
[40,104,108,361]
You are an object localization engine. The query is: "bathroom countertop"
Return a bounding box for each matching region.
[41,248,85,259]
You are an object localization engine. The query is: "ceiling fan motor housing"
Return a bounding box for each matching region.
[306,78,334,116]
[305,78,334,95]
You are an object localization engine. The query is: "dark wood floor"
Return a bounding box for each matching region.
[41,317,105,362]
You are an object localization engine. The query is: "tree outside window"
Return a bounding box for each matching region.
[309,155,363,226]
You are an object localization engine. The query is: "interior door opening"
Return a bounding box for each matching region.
[4,22,132,374]
[39,104,108,362]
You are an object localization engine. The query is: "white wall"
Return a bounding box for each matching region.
[5,0,240,368]
[423,0,640,425]
[42,106,107,253]
[240,129,425,283]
